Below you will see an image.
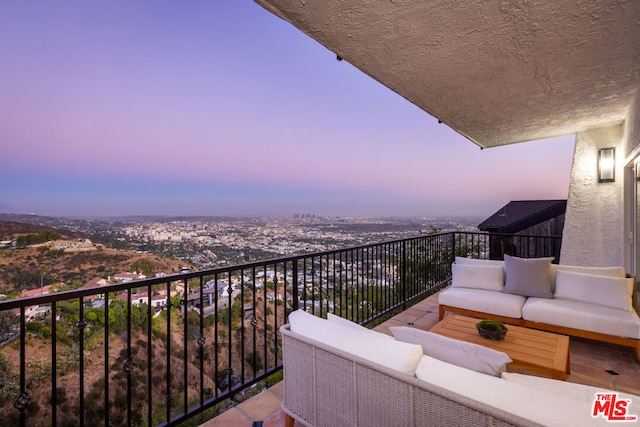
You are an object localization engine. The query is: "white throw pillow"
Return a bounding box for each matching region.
[550,264,626,292]
[455,256,505,267]
[326,312,393,340]
[389,326,511,376]
[288,310,423,375]
[451,263,505,291]
[554,270,634,312]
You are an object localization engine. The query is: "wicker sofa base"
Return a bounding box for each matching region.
[279,324,542,427]
[439,304,640,359]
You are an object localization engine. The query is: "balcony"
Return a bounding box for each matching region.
[1,231,637,426]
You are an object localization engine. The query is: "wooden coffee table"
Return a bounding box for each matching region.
[430,314,570,380]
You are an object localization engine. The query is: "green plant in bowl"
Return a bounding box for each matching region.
[476,319,508,340]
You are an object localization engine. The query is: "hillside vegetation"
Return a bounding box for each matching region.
[0,220,190,296]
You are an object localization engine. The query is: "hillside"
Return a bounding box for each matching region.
[0,220,192,294]
[0,219,81,241]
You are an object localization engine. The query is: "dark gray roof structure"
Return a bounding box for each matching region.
[478,200,567,233]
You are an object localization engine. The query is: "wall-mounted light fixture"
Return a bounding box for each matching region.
[598,147,615,183]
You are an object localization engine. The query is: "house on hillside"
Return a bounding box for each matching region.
[52,238,95,252]
[78,277,108,290]
[15,284,58,321]
[478,200,567,260]
[77,277,110,303]
[112,272,146,283]
[116,292,167,309]
[20,284,56,298]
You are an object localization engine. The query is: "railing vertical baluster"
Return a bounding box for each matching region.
[401,240,407,311]
[451,232,456,264]
[262,265,268,380]
[104,290,110,427]
[146,284,152,427]
[324,254,330,314]
[355,249,360,323]
[312,255,316,314]
[303,259,307,312]
[292,260,298,311]
[78,297,85,427]
[387,243,391,309]
[165,280,172,423]
[319,255,324,316]
[126,288,133,427]
[18,307,26,427]
[282,262,287,322]
[272,264,278,370]
[51,301,57,427]
[387,243,392,308]
[198,275,204,410]
[240,270,245,387]
[183,277,189,418]
[332,253,336,314]
[349,249,354,321]
[213,273,219,400]
[251,267,257,379]
[226,272,233,402]
[342,252,346,319]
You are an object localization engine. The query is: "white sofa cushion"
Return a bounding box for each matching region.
[554,270,635,312]
[502,372,640,412]
[451,263,505,291]
[522,297,640,339]
[503,255,555,298]
[550,264,626,293]
[326,312,394,340]
[415,355,600,427]
[389,326,511,376]
[455,256,505,267]
[288,310,423,375]
[439,287,527,319]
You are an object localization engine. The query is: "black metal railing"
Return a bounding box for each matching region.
[0,231,560,426]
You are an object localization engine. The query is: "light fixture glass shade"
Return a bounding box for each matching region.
[598,147,615,182]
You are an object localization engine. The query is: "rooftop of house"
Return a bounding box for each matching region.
[254,0,640,148]
[478,199,567,233]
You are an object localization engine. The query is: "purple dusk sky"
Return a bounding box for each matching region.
[0,2,575,218]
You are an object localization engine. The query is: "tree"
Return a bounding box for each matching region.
[0,311,15,342]
[131,259,156,277]
[39,265,48,293]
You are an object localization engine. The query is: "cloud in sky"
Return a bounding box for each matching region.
[0,2,575,218]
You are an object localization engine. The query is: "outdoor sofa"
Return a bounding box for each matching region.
[281,309,640,427]
[438,255,640,359]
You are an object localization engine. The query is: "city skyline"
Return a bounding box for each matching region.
[0,2,575,219]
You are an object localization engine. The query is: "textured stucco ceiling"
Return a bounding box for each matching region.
[254,0,640,148]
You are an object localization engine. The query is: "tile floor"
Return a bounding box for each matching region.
[201,290,640,426]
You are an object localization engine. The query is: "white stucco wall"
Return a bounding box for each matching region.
[625,90,640,157]
[560,124,624,266]
[623,91,640,273]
